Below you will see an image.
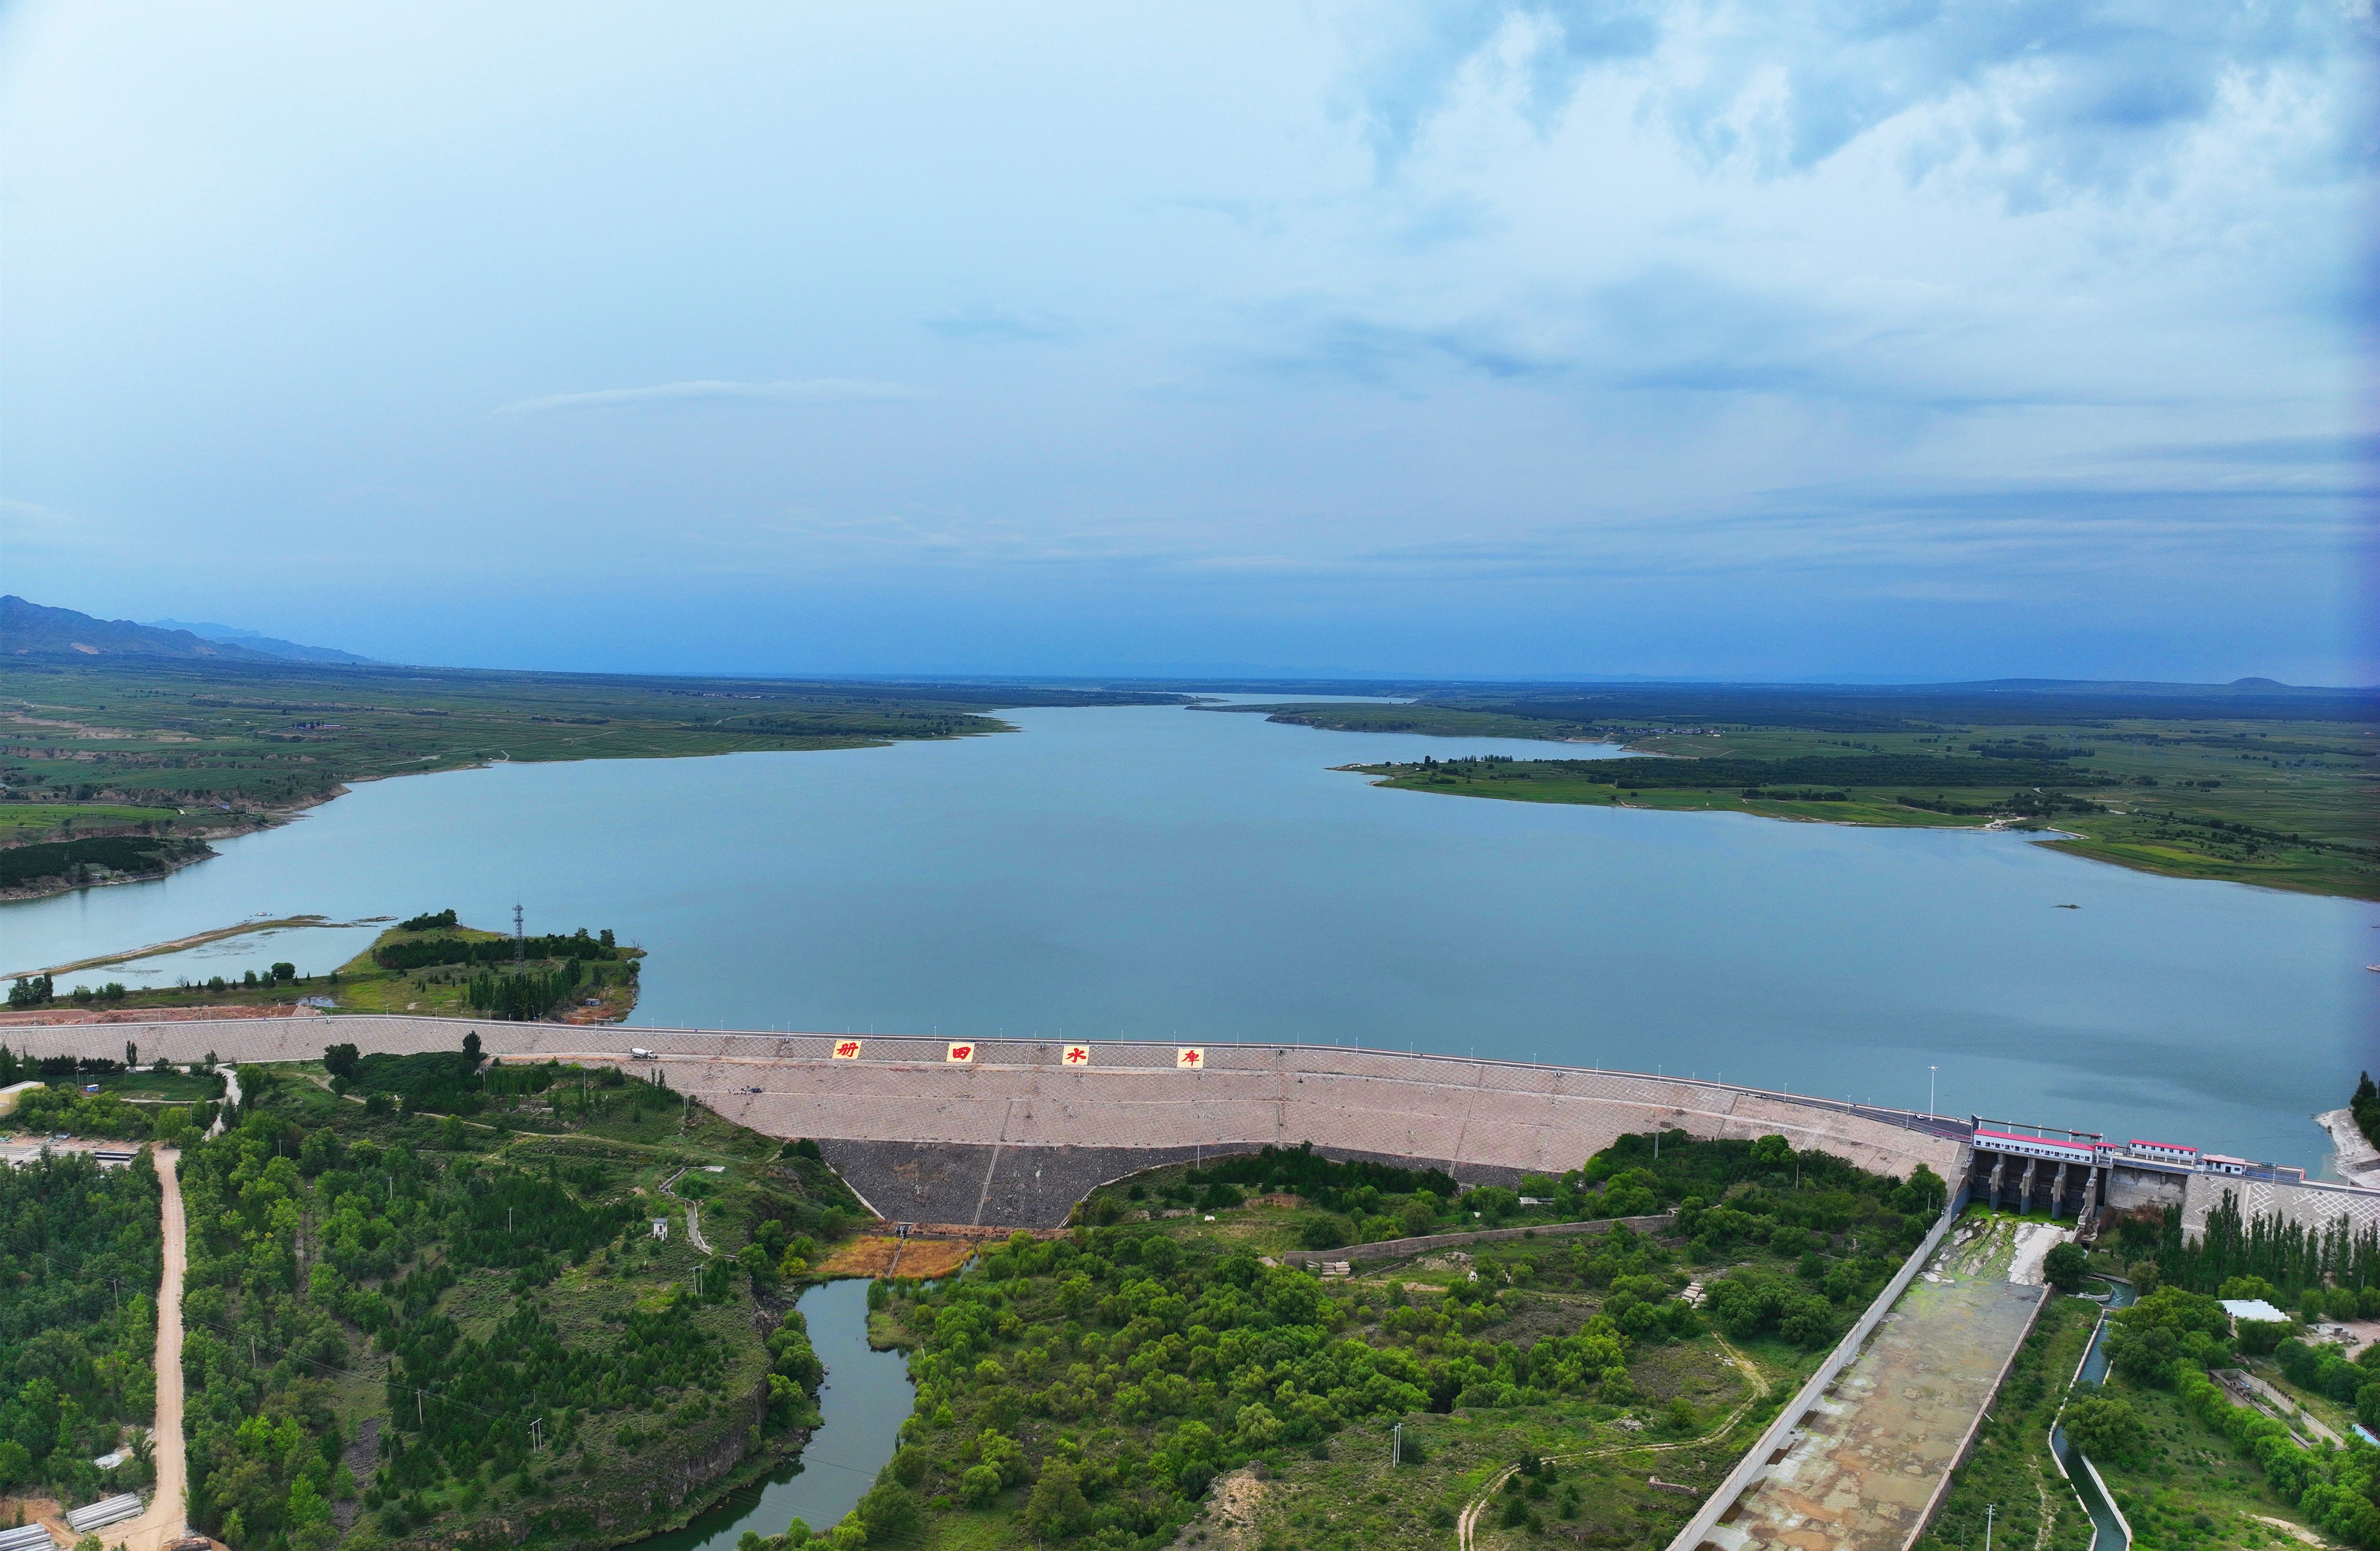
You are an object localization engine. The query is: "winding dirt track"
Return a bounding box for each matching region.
[113,1148,187,1551]
[1455,1334,1771,1551]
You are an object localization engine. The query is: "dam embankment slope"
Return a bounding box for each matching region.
[12,1016,1967,1225]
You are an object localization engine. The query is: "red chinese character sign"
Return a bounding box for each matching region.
[1176,1047,1204,1070]
[946,1042,975,1063]
[831,1039,862,1060]
[1062,1045,1091,1066]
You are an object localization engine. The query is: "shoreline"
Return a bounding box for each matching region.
[2,913,359,980]
[0,785,350,905]
[2316,1107,2380,1186]
[1350,769,2367,900]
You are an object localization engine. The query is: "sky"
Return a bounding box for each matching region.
[2,2,2374,682]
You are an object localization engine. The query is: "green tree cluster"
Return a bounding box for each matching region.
[173,1053,846,1551]
[870,1214,1705,1548]
[376,929,621,973]
[0,1150,162,1503]
[8,1084,155,1139]
[2120,1191,2380,1305]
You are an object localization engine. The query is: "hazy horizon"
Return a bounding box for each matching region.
[3,3,2372,682]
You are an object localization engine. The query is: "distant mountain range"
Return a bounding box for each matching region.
[145,617,376,664]
[0,596,376,663]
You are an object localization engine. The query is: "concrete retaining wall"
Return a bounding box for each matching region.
[1663,1189,1968,1551]
[1282,1213,1677,1270]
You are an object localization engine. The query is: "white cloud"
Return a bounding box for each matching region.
[489,379,914,416]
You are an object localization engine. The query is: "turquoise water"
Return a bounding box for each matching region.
[2,699,2371,1169]
[636,1279,912,1551]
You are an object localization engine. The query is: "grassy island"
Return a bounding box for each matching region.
[326,910,646,1022]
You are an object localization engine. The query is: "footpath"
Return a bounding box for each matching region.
[111,1148,189,1551]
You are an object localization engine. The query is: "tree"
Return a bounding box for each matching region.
[2062,1396,2145,1460]
[2107,1286,2229,1386]
[2043,1242,2091,1292]
[853,1483,916,1541]
[1024,1461,1091,1538]
[1750,1134,1794,1168]
[322,1044,360,1082]
[462,1031,482,1062]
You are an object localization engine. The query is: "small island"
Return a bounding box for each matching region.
[327,909,645,1022]
[3,909,644,1024]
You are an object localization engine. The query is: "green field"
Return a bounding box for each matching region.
[0,799,180,839]
[1256,685,2380,897]
[0,655,1181,897]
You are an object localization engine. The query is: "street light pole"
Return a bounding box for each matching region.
[1929,1066,1938,1118]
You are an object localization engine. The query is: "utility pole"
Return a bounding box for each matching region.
[1984,1503,1995,1551]
[1391,1422,1402,1467]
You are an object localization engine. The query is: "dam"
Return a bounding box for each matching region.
[16,1015,2371,1239]
[18,1015,1969,1224]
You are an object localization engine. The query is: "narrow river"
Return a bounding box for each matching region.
[637,1280,912,1550]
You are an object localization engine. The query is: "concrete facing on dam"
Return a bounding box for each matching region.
[10,1015,1968,1190]
[2184,1169,2380,1242]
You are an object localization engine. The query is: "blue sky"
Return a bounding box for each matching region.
[2,2,2372,682]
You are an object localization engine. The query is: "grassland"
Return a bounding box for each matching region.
[1271,685,2379,897]
[0,654,1180,897]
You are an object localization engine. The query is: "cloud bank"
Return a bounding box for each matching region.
[0,0,2367,679]
[491,379,913,416]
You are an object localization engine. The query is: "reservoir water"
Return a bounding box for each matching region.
[640,1279,912,1550]
[2,700,2372,1170]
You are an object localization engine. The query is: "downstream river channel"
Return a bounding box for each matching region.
[641,1279,910,1550]
[4,699,2373,1169]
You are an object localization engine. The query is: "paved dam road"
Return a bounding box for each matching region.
[26,1017,1967,1227]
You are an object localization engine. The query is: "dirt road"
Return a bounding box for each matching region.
[113,1148,187,1551]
